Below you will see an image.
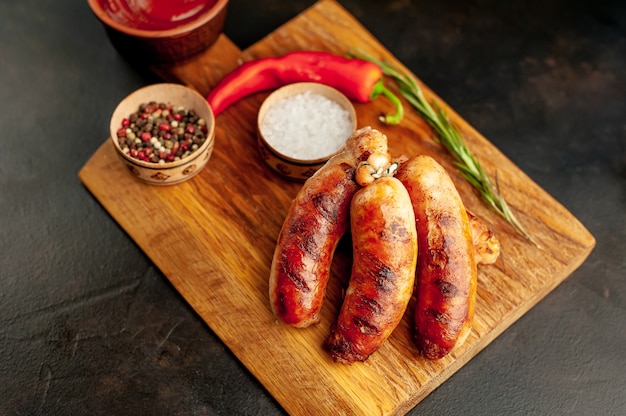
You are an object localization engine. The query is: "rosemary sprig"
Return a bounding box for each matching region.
[353,50,537,245]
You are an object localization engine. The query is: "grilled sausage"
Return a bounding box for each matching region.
[467,211,500,265]
[269,127,390,327]
[325,176,417,363]
[396,155,477,360]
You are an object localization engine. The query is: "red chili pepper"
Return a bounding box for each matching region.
[206,51,404,124]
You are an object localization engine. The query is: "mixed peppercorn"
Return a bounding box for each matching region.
[116,101,208,164]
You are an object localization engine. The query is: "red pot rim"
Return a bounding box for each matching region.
[87,0,228,39]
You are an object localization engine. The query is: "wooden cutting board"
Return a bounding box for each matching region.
[79,1,595,414]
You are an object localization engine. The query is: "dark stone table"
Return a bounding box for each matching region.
[1,0,624,414]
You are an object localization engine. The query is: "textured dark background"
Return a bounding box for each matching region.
[1,0,625,415]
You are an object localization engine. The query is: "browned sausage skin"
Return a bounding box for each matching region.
[325,176,417,363]
[269,127,390,327]
[467,211,500,265]
[396,155,478,360]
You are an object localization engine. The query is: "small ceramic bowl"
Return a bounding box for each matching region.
[87,0,229,66]
[257,82,357,182]
[109,83,215,186]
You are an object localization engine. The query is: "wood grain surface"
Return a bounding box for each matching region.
[79,1,595,414]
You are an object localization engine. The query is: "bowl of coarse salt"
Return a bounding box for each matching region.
[257,82,357,182]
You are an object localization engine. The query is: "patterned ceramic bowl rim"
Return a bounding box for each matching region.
[109,83,215,172]
[257,82,357,166]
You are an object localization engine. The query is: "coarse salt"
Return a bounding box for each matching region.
[260,90,354,161]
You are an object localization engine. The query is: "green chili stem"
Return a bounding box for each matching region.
[353,49,538,246]
[371,79,404,125]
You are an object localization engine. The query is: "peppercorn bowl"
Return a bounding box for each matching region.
[257,82,357,182]
[109,83,215,186]
[87,0,229,66]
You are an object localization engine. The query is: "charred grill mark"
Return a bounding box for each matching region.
[388,219,411,242]
[353,316,381,335]
[295,234,321,261]
[361,251,397,291]
[286,217,321,259]
[427,308,450,325]
[325,326,362,363]
[312,192,340,225]
[286,215,315,237]
[311,164,355,225]
[326,335,350,355]
[435,211,455,228]
[428,247,449,270]
[277,292,288,317]
[434,278,458,298]
[356,294,382,315]
[434,211,460,250]
[417,337,446,360]
[280,248,310,292]
[339,162,355,175]
[358,151,372,163]
[425,211,449,270]
[373,266,396,292]
[281,264,310,292]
